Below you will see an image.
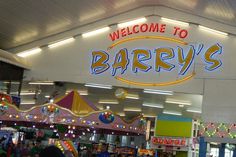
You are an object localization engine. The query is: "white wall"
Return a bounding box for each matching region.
[11,6,236,123]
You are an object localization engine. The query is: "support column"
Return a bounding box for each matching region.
[199,137,207,157]
[233,145,236,157]
[219,143,225,157]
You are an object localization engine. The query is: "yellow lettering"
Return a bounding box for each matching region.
[112,49,129,76]
[178,46,195,75]
[91,51,109,74]
[132,49,151,73]
[155,48,175,72]
[204,44,222,71]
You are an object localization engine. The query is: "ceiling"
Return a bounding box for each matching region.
[0,81,202,123]
[0,0,235,50]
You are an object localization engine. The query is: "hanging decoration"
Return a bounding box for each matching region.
[199,122,236,139]
[41,104,60,115]
[0,102,8,115]
[138,118,146,129]
[115,88,127,99]
[99,112,115,124]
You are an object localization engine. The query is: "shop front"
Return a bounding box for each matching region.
[150,115,197,157]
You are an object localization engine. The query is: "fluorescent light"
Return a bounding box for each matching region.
[3,81,20,84]
[198,25,228,36]
[186,109,202,113]
[45,95,50,98]
[82,27,110,38]
[179,104,184,108]
[144,89,173,95]
[17,47,42,58]
[11,91,37,96]
[143,115,156,118]
[124,108,142,112]
[117,113,125,116]
[142,103,164,108]
[165,99,191,106]
[21,102,35,105]
[78,90,88,96]
[85,83,112,89]
[98,99,119,104]
[20,92,36,96]
[29,81,54,85]
[48,37,75,48]
[118,17,147,28]
[163,110,182,116]
[65,90,88,95]
[126,94,139,100]
[161,17,189,27]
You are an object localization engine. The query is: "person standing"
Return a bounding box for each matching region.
[97,143,110,157]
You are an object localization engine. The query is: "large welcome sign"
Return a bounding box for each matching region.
[90,22,222,86]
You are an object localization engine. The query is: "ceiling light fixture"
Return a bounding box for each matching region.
[48,37,75,48]
[17,47,42,58]
[165,99,191,106]
[11,91,36,96]
[198,25,228,36]
[118,17,147,28]
[20,92,36,96]
[82,27,110,38]
[144,89,173,95]
[77,90,88,96]
[45,95,50,98]
[118,113,125,116]
[143,115,157,118]
[124,108,142,112]
[20,102,35,105]
[186,109,202,113]
[163,110,182,116]
[28,81,54,85]
[161,17,189,27]
[126,94,139,100]
[142,103,164,108]
[98,100,119,104]
[85,83,112,89]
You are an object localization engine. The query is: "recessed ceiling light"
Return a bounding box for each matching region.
[198,25,228,36]
[124,108,141,112]
[165,98,191,106]
[118,17,147,28]
[98,99,119,104]
[142,103,164,108]
[161,17,189,27]
[29,81,54,85]
[82,27,110,38]
[144,89,173,95]
[48,37,75,48]
[126,93,139,100]
[143,115,156,118]
[163,110,182,116]
[20,102,35,105]
[17,47,42,58]
[186,108,202,113]
[85,83,112,89]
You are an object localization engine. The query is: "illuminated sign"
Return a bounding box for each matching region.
[151,136,188,147]
[90,23,223,86]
